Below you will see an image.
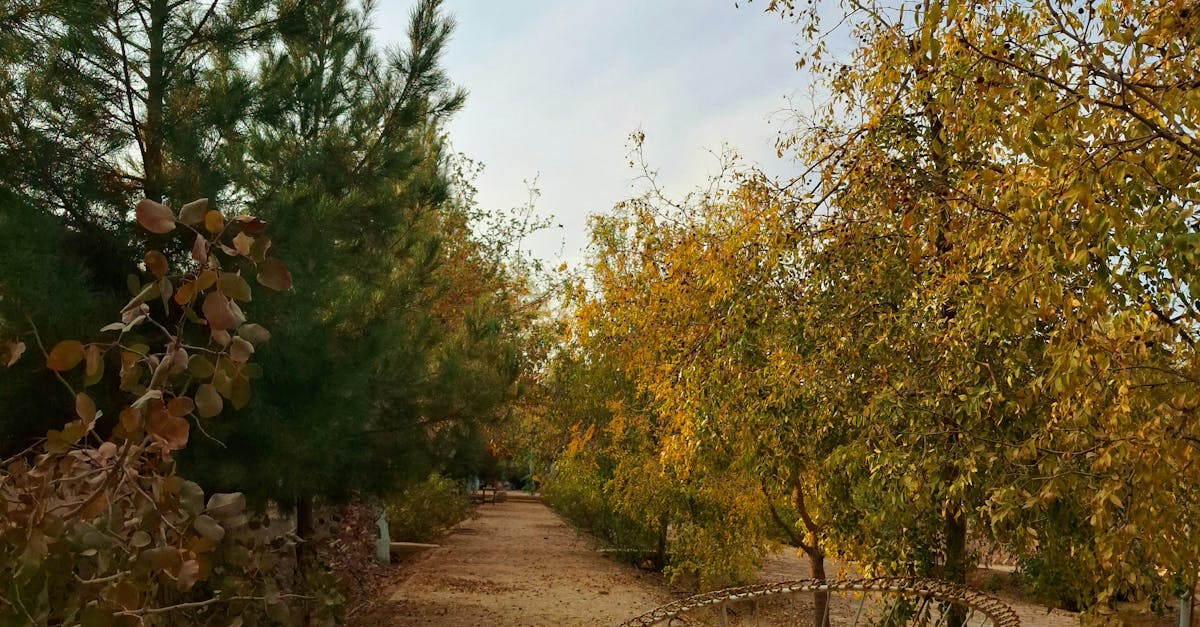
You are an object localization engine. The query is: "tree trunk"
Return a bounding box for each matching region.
[295,495,315,570]
[943,506,968,627]
[144,0,166,203]
[654,512,669,570]
[808,546,831,627]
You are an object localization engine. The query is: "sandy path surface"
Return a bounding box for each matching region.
[359,496,1156,626]
[360,496,669,626]
[754,552,1081,627]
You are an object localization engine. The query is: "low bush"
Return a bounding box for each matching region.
[385,473,473,543]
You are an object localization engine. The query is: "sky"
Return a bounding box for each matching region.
[371,2,811,267]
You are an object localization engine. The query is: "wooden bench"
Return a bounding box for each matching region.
[470,485,506,504]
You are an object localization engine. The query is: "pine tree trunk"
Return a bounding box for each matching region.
[296,495,315,569]
[144,0,166,203]
[295,495,316,624]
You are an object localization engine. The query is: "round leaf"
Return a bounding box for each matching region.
[47,340,85,371]
[232,232,254,256]
[202,291,236,331]
[195,383,223,418]
[75,393,97,422]
[238,324,272,345]
[179,198,209,226]
[193,515,225,542]
[147,403,189,449]
[84,344,103,385]
[204,210,225,235]
[192,233,208,263]
[206,492,246,519]
[144,250,168,279]
[4,340,27,367]
[218,272,252,302]
[174,281,197,305]
[188,354,215,378]
[135,199,176,234]
[229,337,254,363]
[256,258,292,291]
[167,396,195,417]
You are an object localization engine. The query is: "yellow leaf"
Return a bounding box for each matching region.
[204,210,225,235]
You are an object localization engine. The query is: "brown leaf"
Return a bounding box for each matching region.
[192,233,208,264]
[232,231,254,256]
[160,415,190,450]
[135,199,176,234]
[232,215,268,235]
[119,407,142,432]
[75,393,97,423]
[84,344,103,385]
[229,337,254,363]
[195,384,223,418]
[202,292,236,331]
[179,198,209,226]
[204,210,225,235]
[47,340,85,371]
[3,340,26,367]
[256,258,292,291]
[174,281,197,305]
[250,236,272,261]
[147,402,189,449]
[79,490,109,519]
[210,329,231,346]
[195,269,218,292]
[144,250,168,279]
[167,396,195,417]
[143,546,182,572]
[115,581,140,610]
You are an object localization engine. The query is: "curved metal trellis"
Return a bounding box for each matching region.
[619,577,1021,627]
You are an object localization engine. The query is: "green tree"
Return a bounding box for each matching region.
[0,0,281,453]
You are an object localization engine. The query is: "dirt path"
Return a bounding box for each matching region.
[358,495,669,626]
[359,496,1142,626]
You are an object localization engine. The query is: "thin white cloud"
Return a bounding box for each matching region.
[372,1,813,266]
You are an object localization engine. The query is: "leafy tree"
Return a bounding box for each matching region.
[767,0,1200,608]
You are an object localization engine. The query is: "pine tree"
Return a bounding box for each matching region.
[0,0,280,451]
[176,0,528,540]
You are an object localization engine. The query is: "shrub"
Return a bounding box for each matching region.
[541,453,660,560]
[385,473,473,543]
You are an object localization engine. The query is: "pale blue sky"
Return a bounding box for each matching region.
[372,2,813,266]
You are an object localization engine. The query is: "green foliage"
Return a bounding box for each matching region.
[542,429,663,560]
[385,473,473,543]
[180,0,529,513]
[0,0,543,622]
